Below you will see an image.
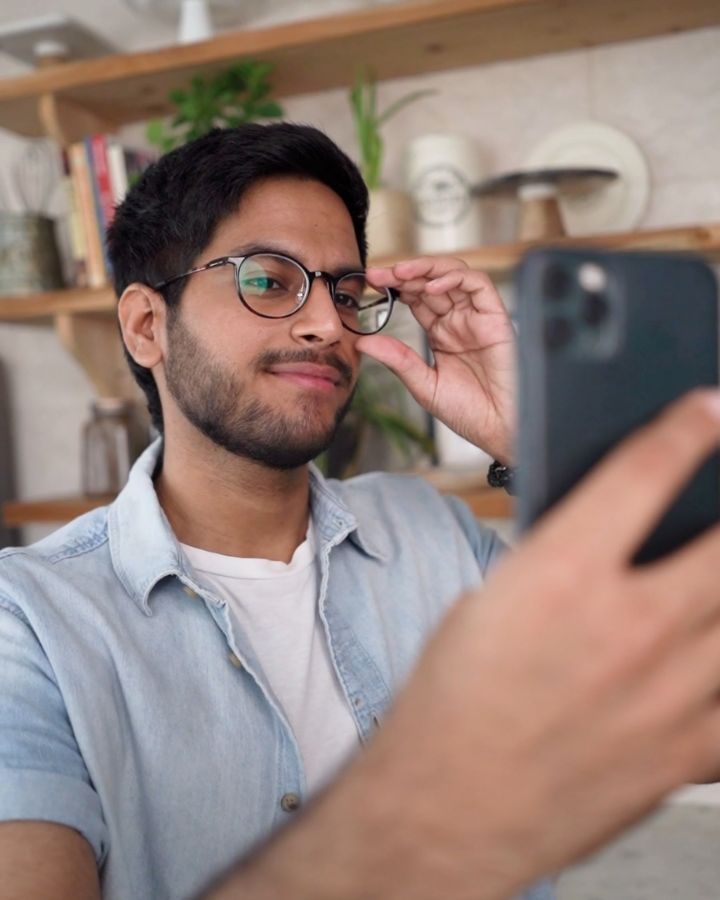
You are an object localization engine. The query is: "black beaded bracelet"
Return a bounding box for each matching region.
[487,459,516,495]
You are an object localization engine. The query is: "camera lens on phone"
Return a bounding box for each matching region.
[542,264,571,302]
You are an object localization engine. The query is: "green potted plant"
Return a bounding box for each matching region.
[146,60,284,152]
[349,67,432,258]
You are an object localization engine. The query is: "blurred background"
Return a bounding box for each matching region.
[0,1,719,894]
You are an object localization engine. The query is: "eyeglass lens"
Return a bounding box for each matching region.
[236,254,392,335]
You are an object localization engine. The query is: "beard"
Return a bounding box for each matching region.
[164,311,356,470]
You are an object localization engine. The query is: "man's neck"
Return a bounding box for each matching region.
[155,431,312,564]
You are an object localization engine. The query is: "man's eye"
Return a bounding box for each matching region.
[335,292,361,310]
[242,277,284,293]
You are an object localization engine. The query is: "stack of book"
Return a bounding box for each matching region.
[64,135,154,289]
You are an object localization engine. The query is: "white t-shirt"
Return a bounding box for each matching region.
[181,523,360,795]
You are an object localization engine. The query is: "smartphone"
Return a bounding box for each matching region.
[516,247,719,563]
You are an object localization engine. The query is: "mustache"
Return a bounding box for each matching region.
[256,348,354,387]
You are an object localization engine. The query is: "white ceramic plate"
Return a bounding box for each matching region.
[524,122,650,235]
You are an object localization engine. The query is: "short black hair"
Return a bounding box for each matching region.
[107,122,369,433]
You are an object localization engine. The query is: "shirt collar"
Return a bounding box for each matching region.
[108,439,387,614]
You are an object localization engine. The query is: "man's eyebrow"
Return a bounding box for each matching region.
[224,243,363,275]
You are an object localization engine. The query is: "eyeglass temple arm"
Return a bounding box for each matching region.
[153,257,232,290]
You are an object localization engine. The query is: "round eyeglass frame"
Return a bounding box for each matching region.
[152,251,397,336]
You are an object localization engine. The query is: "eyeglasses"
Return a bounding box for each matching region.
[153,252,396,336]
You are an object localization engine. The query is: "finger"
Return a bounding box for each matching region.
[535,390,720,567]
[401,295,439,334]
[426,270,504,315]
[644,522,720,634]
[391,256,469,281]
[355,334,437,410]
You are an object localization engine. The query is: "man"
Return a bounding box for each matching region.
[0,122,532,899]
[1,123,719,899]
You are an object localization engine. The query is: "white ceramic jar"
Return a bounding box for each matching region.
[405,133,486,253]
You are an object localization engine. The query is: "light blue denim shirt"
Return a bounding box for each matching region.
[0,440,553,900]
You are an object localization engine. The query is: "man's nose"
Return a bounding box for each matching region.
[289,276,344,344]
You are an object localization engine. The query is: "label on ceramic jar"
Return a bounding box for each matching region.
[411,164,471,227]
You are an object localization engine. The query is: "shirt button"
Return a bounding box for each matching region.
[228,652,243,669]
[280,793,301,813]
[182,585,198,598]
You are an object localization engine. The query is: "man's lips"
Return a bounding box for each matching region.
[267,362,345,391]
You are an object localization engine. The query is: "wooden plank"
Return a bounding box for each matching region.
[1,0,719,138]
[373,222,720,278]
[417,466,513,517]
[0,286,116,321]
[3,495,114,526]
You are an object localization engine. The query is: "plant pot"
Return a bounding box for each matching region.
[366,187,414,259]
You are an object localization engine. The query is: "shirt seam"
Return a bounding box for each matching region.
[0,593,30,627]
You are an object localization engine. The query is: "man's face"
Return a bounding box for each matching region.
[162,175,363,469]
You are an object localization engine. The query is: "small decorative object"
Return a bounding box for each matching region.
[474,167,618,241]
[0,139,64,296]
[82,399,149,496]
[524,121,650,235]
[0,212,64,295]
[146,60,284,153]
[406,133,487,253]
[349,67,432,258]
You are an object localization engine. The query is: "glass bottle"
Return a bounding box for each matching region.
[82,399,148,496]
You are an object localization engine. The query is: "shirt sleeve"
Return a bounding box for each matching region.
[441,493,509,575]
[0,597,109,865]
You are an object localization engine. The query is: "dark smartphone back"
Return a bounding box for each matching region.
[516,247,719,563]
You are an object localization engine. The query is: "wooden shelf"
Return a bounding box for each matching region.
[1,0,719,139]
[1,223,717,324]
[373,222,720,280]
[2,472,510,526]
[0,286,116,322]
[3,495,115,527]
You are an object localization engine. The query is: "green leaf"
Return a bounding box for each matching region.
[255,101,283,118]
[377,88,435,125]
[145,119,166,147]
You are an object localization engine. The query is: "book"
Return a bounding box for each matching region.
[68,141,107,288]
[106,142,128,206]
[63,136,155,289]
[87,134,115,275]
[61,149,88,288]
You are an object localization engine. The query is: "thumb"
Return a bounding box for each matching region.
[356,334,437,410]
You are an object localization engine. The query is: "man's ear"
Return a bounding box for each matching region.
[118,283,167,369]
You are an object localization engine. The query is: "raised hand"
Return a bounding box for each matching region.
[358,257,516,464]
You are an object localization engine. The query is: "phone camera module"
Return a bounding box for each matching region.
[581,292,610,327]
